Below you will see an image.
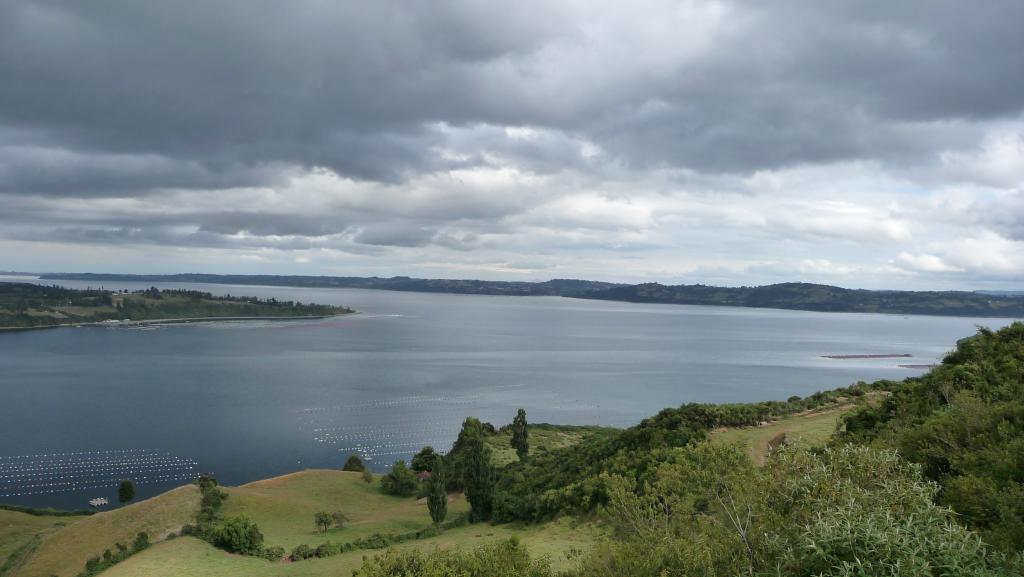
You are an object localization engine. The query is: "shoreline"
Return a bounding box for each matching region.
[0,312,356,333]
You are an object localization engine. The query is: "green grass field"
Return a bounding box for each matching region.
[0,510,85,576]
[104,517,601,577]
[710,405,850,464]
[486,424,619,467]
[9,485,200,577]
[221,469,470,550]
[102,471,603,577]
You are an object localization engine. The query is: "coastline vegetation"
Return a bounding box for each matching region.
[0,283,353,329]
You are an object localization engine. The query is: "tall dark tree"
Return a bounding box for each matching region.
[427,457,448,528]
[411,446,438,473]
[511,408,529,460]
[460,417,495,521]
[118,480,136,504]
[342,454,365,472]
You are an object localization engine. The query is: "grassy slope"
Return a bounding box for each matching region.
[710,405,852,464]
[221,470,470,550]
[11,485,200,577]
[486,424,619,468]
[105,517,601,577]
[0,511,85,576]
[106,470,602,577]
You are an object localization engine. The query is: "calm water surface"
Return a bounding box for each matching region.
[0,276,1016,508]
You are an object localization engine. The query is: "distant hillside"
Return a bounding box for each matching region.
[38,273,623,297]
[36,273,1024,317]
[580,281,1024,317]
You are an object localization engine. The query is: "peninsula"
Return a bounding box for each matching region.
[0,283,353,330]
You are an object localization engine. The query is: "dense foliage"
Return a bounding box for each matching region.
[458,418,496,521]
[489,383,883,522]
[411,446,438,472]
[380,460,418,497]
[839,322,1024,552]
[581,443,1019,577]
[342,453,366,472]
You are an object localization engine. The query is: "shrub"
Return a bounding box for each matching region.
[262,546,285,561]
[212,516,264,555]
[380,460,418,497]
[290,543,313,561]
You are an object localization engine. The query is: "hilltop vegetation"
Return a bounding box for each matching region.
[39,272,1024,316]
[0,283,352,329]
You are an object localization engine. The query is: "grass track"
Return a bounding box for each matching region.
[710,405,851,464]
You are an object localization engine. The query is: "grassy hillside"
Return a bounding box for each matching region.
[104,518,601,577]
[10,485,199,577]
[0,511,85,576]
[102,472,602,577]
[221,470,469,550]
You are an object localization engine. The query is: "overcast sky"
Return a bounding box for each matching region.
[1,1,1022,289]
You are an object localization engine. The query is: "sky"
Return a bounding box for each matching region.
[1,1,1022,289]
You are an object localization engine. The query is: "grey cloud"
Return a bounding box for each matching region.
[1,0,1023,288]
[3,0,1023,192]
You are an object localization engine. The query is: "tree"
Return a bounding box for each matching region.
[342,454,366,472]
[460,418,495,521]
[511,409,529,460]
[213,516,264,555]
[361,469,374,484]
[118,480,136,504]
[411,446,438,473]
[314,511,332,533]
[427,457,448,527]
[380,460,418,497]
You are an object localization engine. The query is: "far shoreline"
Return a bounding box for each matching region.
[0,312,357,333]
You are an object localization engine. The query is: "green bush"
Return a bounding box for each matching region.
[380,460,418,497]
[212,516,264,555]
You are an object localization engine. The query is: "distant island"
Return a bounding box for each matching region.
[32,272,1024,317]
[0,283,353,330]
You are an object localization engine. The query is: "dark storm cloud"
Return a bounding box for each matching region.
[3,0,1022,192]
[0,0,1022,286]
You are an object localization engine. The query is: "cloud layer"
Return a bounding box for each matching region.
[1,0,1022,288]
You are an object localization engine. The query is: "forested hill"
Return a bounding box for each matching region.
[580,281,1024,317]
[36,273,1024,317]
[37,273,623,297]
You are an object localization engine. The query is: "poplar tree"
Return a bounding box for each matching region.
[427,457,448,528]
[511,408,529,460]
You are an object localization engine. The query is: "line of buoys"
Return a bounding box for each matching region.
[0,449,198,497]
